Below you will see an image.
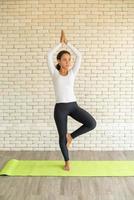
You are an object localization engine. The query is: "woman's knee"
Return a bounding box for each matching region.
[86,118,97,130]
[92,119,97,129]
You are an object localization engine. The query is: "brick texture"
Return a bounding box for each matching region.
[0,0,134,151]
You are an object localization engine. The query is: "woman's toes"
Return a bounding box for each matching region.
[64,164,70,171]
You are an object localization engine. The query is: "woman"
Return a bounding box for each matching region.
[47,30,97,171]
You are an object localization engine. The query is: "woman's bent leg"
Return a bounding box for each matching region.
[69,104,97,139]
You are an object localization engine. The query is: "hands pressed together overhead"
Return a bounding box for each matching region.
[60,29,68,47]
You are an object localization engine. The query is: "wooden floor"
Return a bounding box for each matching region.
[0,150,134,200]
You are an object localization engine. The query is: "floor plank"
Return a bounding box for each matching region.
[0,151,134,200]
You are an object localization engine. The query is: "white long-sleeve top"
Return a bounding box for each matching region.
[47,42,82,103]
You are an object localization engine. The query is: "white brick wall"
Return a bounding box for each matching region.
[0,0,134,151]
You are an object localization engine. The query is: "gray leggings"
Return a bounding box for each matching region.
[54,101,97,161]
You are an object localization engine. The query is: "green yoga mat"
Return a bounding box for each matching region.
[0,159,134,176]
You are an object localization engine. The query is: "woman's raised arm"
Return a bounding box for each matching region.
[67,42,82,76]
[47,43,62,75]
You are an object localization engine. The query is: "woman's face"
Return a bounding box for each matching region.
[58,53,71,69]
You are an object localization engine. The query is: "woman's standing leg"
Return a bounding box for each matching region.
[69,103,97,139]
[54,104,69,162]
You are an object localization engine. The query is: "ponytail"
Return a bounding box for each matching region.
[55,63,61,71]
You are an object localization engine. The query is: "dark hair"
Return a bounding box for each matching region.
[55,50,71,71]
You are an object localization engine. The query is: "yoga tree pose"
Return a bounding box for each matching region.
[47,30,97,171]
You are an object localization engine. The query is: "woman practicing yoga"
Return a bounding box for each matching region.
[47,30,97,171]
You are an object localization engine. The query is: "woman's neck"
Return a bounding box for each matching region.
[59,67,68,75]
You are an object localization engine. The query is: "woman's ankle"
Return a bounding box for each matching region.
[65,160,70,164]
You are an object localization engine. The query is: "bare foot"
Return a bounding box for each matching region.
[66,133,73,148]
[64,161,70,171]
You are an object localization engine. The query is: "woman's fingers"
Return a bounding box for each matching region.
[60,30,65,43]
[60,30,68,45]
[61,30,64,40]
[60,30,63,42]
[63,31,67,44]
[60,35,63,43]
[64,34,68,44]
